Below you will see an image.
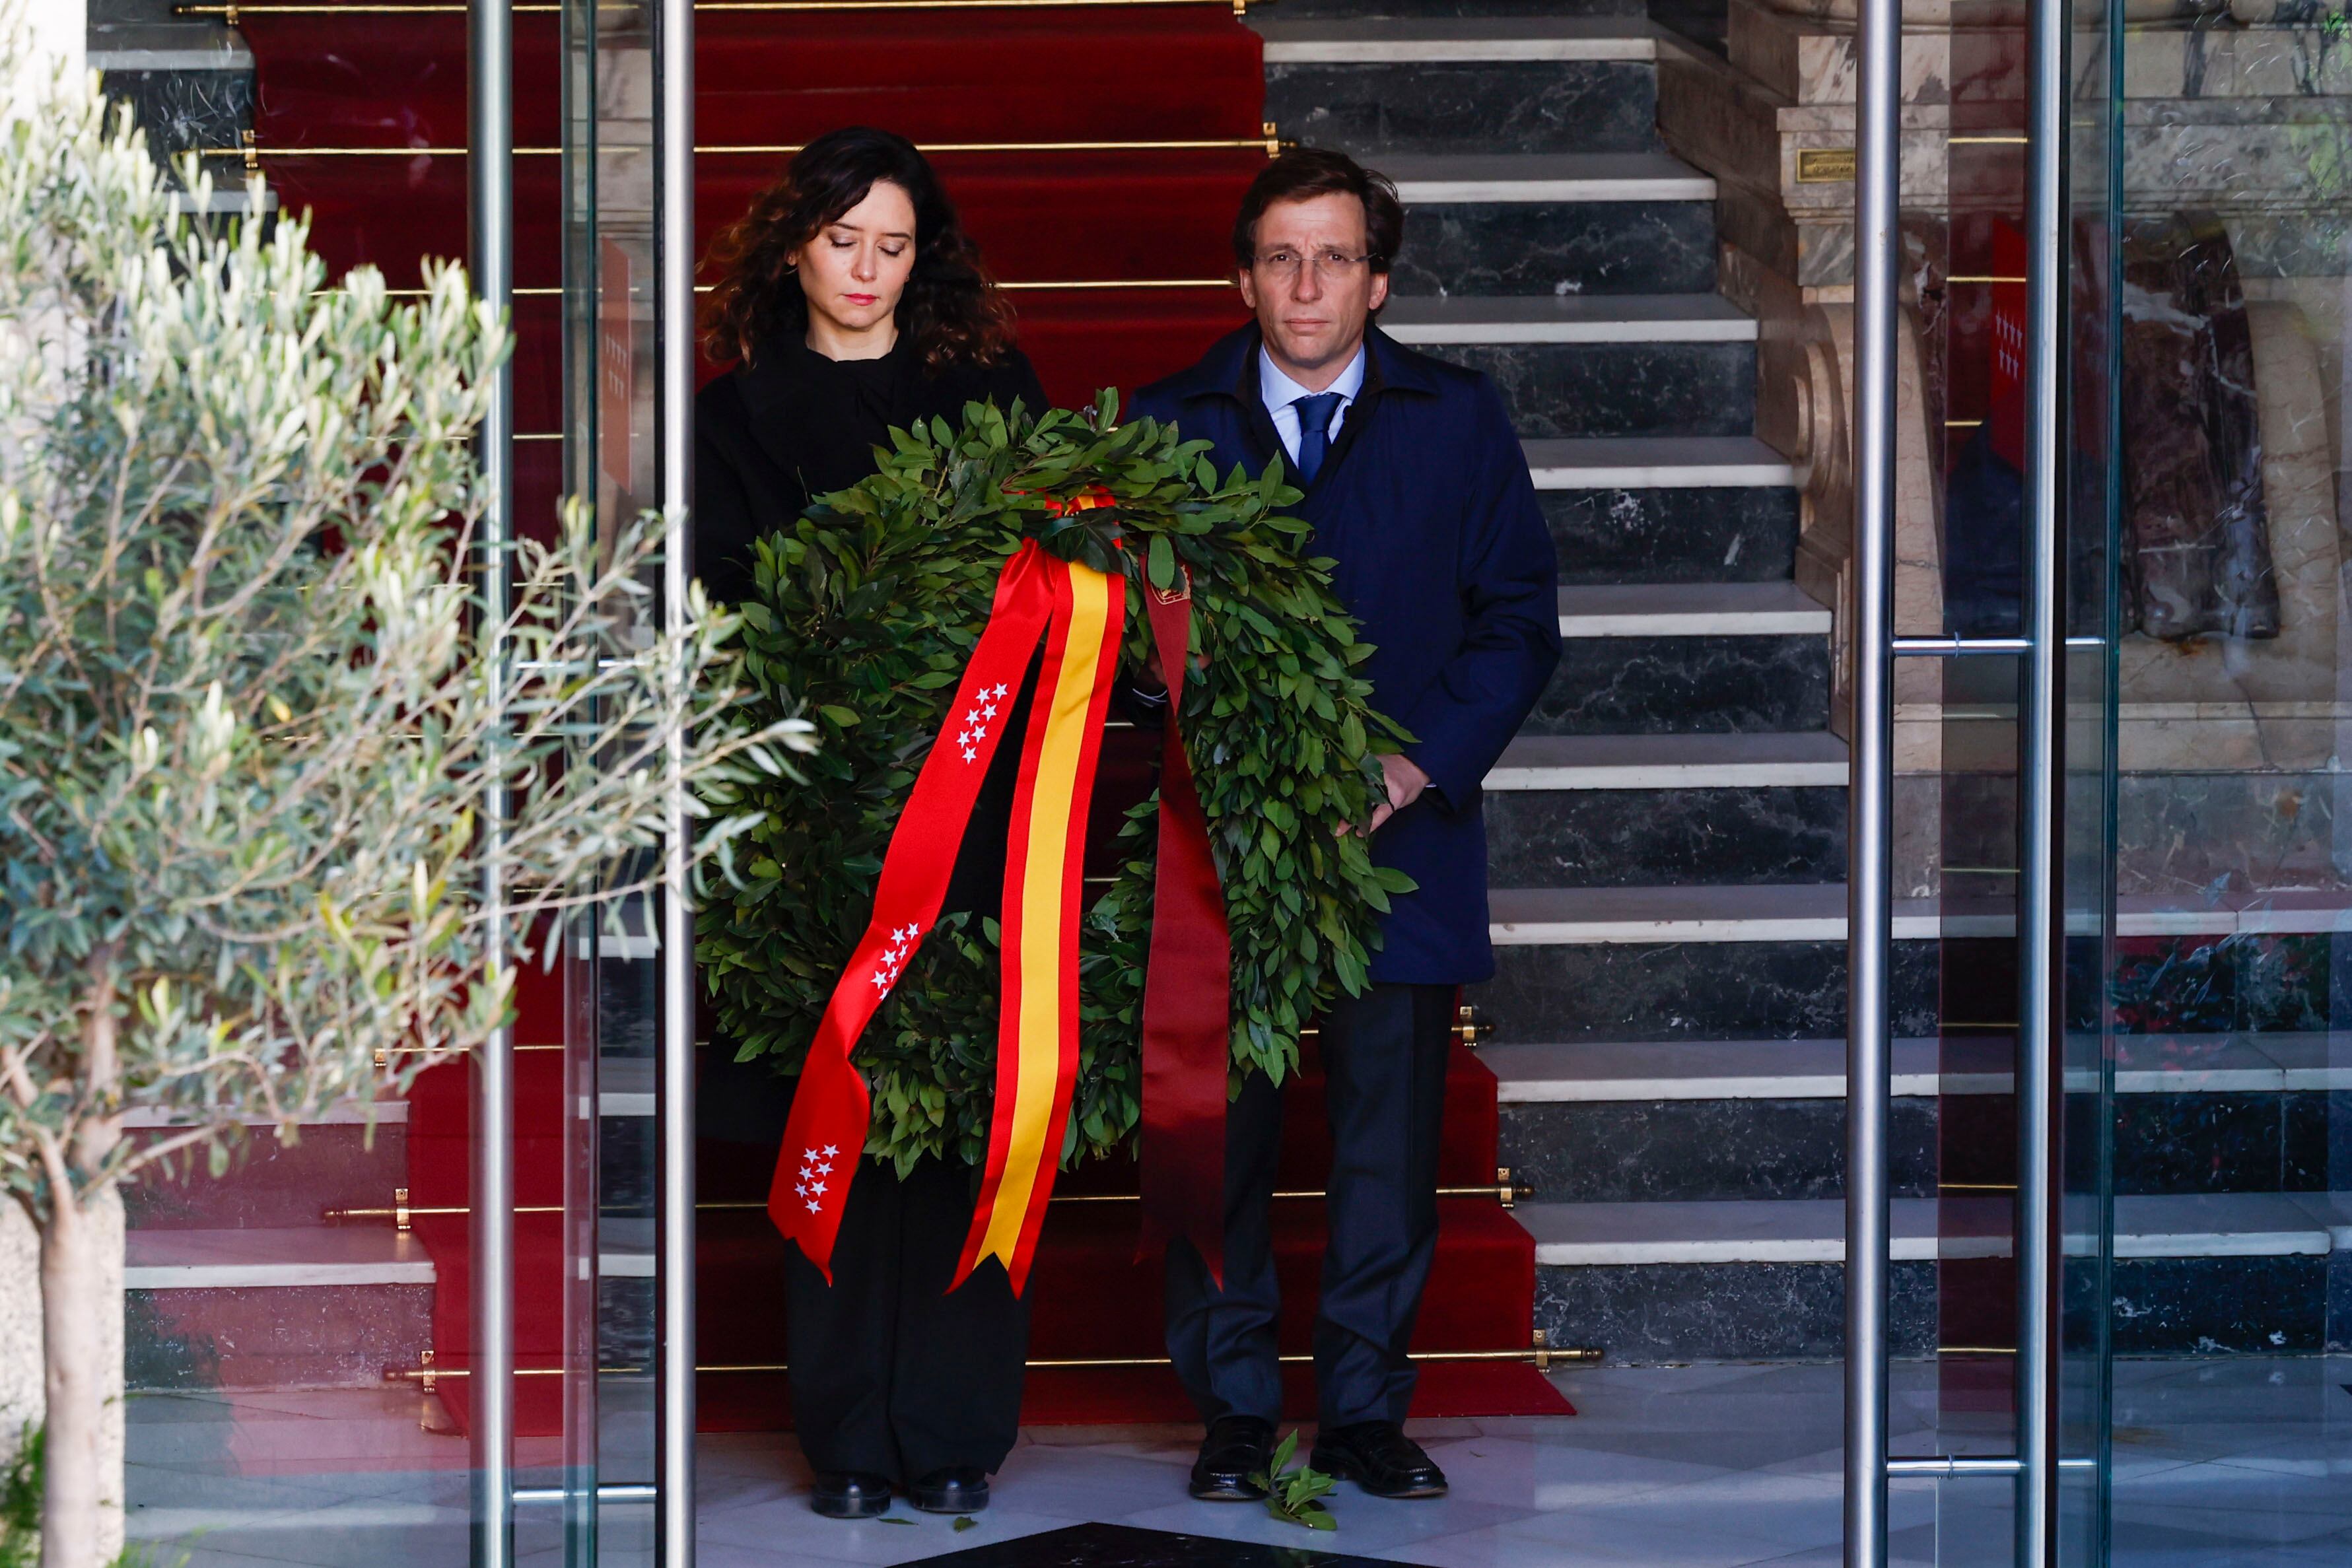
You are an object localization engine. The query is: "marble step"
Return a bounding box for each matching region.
[1493,1035,2352,1211]
[1448,337,1755,439]
[1484,782,1845,888]
[125,1116,409,1232]
[1529,1194,2352,1361]
[1262,0,1647,20]
[89,25,256,168]
[1491,883,2352,946]
[1523,436,1797,490]
[1554,582,1829,636]
[1485,1032,2352,1102]
[123,1227,438,1392]
[1259,18,1663,63]
[1390,154,1718,296]
[1385,292,1754,345]
[1486,731,1846,790]
[1522,1192,2352,1266]
[1263,22,1659,156]
[1544,484,1799,586]
[1528,629,1830,735]
[1488,883,1863,945]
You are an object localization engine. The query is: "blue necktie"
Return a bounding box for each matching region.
[1294,392,1344,483]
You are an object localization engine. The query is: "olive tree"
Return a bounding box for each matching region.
[0,56,806,1568]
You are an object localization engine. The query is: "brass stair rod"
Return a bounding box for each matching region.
[388,1344,1595,1382]
[327,1171,1527,1222]
[206,128,1281,162]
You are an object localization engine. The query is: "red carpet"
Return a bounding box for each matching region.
[234,1,1568,1431]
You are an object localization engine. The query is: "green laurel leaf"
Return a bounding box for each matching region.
[697,397,1410,1169]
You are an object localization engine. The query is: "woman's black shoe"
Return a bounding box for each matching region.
[909,1466,990,1513]
[1310,1420,1448,1499]
[1189,1415,1275,1501]
[810,1471,892,1518]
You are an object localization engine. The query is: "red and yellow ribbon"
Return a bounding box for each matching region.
[768,540,1126,1295]
[769,520,1235,1299]
[952,557,1122,1289]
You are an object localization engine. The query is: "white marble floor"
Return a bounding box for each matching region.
[121,1357,2352,1567]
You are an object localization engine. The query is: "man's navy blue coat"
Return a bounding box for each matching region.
[1130,324,1561,985]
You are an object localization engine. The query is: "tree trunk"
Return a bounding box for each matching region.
[38,1190,107,1568]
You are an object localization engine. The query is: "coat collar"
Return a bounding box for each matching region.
[1159,321,1437,492]
[733,327,916,477]
[1161,319,1443,410]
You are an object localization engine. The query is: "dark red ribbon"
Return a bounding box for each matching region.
[1136,574,1233,1286]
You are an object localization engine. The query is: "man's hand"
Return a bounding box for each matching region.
[1364,752,1430,834]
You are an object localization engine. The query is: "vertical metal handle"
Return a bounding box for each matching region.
[656,0,698,1553]
[2015,0,2069,1552]
[467,0,515,1557]
[1845,0,1902,1556]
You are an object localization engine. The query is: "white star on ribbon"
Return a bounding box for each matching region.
[806,1200,821,1213]
[821,1145,839,1158]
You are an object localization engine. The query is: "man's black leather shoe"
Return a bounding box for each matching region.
[909,1466,990,1513]
[1311,1420,1448,1499]
[809,1471,892,1518]
[1189,1415,1275,1500]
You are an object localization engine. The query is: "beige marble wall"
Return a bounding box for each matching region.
[2118,301,2346,772]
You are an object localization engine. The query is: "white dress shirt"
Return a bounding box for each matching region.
[1259,343,1367,465]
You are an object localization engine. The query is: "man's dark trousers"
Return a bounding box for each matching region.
[1165,983,1456,1428]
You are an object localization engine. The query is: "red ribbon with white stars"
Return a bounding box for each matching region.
[767,542,1064,1276]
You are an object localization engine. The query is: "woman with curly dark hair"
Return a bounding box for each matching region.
[693,126,1045,1522]
[695,125,1045,607]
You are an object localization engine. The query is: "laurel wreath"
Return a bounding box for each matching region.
[697,391,1411,1171]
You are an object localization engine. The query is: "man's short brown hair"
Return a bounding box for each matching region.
[1230,146,1406,274]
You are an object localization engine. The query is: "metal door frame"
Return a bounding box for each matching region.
[1842,0,2071,1557]
[467,0,697,1554]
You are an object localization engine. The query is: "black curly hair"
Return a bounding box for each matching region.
[699,125,1016,370]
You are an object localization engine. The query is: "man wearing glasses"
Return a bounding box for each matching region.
[1128,147,1560,1503]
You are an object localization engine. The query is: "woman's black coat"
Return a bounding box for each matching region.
[693,329,1047,607]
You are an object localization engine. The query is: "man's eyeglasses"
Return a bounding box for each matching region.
[1251,249,1375,280]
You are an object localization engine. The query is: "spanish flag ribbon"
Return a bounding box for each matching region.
[951,550,1124,1291]
[768,540,1126,1292]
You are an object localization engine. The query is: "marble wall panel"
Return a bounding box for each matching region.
[1439,340,1756,438]
[1265,61,1657,157]
[1472,937,1943,1041]
[1500,1096,1937,1200]
[1535,1258,1937,1361]
[1546,485,1803,584]
[1483,786,1848,887]
[1389,201,1717,297]
[1526,634,1833,734]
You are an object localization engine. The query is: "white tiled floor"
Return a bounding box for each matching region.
[122,1358,2352,1566]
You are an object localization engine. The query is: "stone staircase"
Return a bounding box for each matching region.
[1259,1,2352,1367]
[96,0,2352,1399]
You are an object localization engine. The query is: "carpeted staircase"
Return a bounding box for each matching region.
[109,0,1566,1435]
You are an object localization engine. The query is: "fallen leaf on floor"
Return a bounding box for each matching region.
[954,1516,977,1531]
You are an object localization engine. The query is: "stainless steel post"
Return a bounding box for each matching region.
[467,0,515,1555]
[2016,0,2069,1551]
[654,0,697,1551]
[1845,0,1900,1552]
